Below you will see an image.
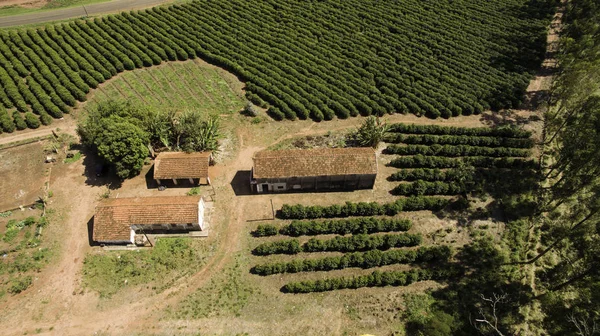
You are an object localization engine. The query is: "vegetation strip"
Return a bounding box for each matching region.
[388,155,536,169]
[278,196,450,220]
[391,181,464,196]
[282,267,461,293]
[251,246,452,276]
[252,218,412,237]
[252,233,422,256]
[0,0,554,131]
[384,133,534,148]
[384,144,530,158]
[387,124,532,138]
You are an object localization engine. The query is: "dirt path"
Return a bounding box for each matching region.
[0,118,76,146]
[0,0,176,28]
[0,127,264,335]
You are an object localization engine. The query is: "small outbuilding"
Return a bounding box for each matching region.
[93,196,206,245]
[251,147,377,193]
[153,152,211,186]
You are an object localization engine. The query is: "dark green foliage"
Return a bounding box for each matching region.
[280,217,412,236]
[388,155,536,169]
[282,267,461,293]
[251,246,452,275]
[252,233,422,256]
[251,224,278,237]
[392,181,464,196]
[388,123,531,138]
[278,197,450,219]
[0,106,16,133]
[252,239,301,256]
[0,0,555,125]
[78,101,149,178]
[385,144,530,158]
[385,133,534,148]
[24,112,40,129]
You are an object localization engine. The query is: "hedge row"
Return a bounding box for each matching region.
[387,123,531,138]
[388,155,537,169]
[282,267,461,293]
[252,218,412,237]
[252,233,422,256]
[251,245,452,276]
[0,0,554,127]
[389,168,460,182]
[392,180,464,196]
[278,196,450,219]
[384,144,530,158]
[384,133,534,148]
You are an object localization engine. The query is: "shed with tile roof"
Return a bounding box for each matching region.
[93,196,205,244]
[251,147,377,193]
[153,152,211,186]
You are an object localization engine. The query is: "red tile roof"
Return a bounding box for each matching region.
[253,147,377,179]
[93,196,201,242]
[153,152,210,180]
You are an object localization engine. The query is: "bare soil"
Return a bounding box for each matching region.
[0,0,48,8]
[0,142,47,211]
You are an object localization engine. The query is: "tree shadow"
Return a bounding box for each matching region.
[231,170,253,196]
[81,148,122,190]
[479,110,536,128]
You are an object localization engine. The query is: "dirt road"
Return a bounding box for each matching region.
[0,0,174,27]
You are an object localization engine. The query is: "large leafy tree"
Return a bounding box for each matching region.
[79,100,221,178]
[94,116,149,179]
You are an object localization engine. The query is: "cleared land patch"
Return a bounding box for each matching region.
[85,59,245,116]
[0,142,46,211]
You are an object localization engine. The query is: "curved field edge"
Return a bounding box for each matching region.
[82,58,246,117]
[0,0,557,132]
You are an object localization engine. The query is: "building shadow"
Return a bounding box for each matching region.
[144,165,205,189]
[231,170,253,196]
[145,166,159,189]
[87,216,100,247]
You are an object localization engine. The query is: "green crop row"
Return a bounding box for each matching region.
[252,218,412,237]
[251,245,452,276]
[252,233,422,256]
[278,197,450,220]
[282,267,461,293]
[384,144,530,158]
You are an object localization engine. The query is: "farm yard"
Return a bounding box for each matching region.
[1,0,598,335]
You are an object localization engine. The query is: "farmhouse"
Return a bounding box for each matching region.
[93,196,206,245]
[251,147,377,193]
[153,152,211,186]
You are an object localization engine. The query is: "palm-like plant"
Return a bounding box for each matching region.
[354,116,389,148]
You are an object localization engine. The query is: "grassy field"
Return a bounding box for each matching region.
[84,59,246,117]
[0,209,53,300]
[0,0,110,17]
[82,238,214,298]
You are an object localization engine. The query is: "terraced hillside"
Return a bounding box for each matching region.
[0,0,556,131]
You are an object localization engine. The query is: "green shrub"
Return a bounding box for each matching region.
[251,246,452,275]
[278,197,450,219]
[282,267,461,293]
[24,112,41,129]
[252,233,422,256]
[280,217,412,236]
[8,276,33,294]
[251,224,278,237]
